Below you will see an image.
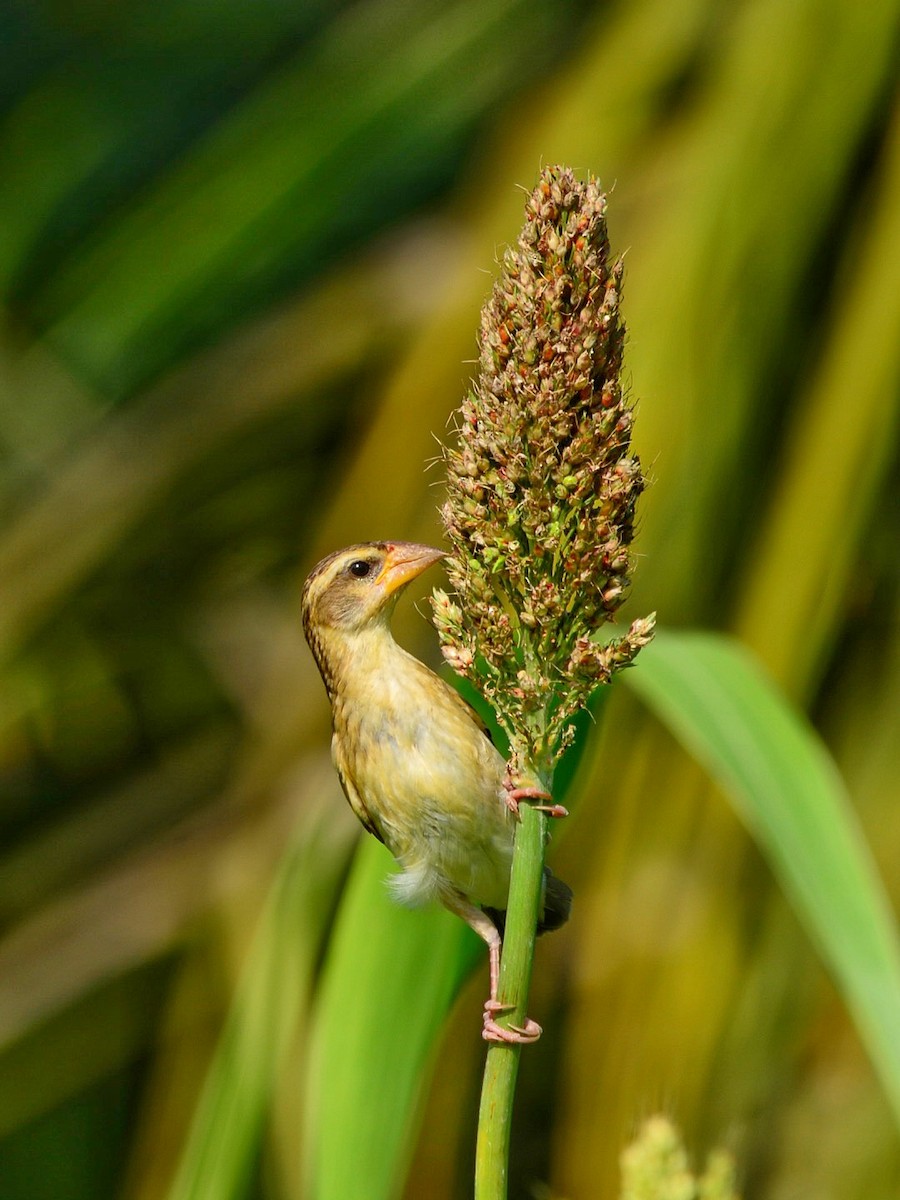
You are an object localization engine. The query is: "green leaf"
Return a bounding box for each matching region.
[166,802,354,1200]
[305,838,480,1200]
[34,0,561,397]
[625,629,900,1127]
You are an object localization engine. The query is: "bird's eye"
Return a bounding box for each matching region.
[348,559,372,578]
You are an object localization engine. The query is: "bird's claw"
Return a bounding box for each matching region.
[536,802,569,818]
[482,999,542,1044]
[503,783,568,821]
[482,1019,542,1044]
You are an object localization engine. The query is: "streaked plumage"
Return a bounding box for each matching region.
[301,541,571,1042]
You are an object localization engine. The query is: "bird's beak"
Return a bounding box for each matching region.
[375,543,445,596]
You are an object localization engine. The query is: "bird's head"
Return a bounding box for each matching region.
[301,542,445,640]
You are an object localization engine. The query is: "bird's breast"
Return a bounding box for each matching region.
[331,651,513,908]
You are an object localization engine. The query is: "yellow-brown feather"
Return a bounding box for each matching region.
[325,621,514,908]
[301,543,515,911]
[301,541,571,937]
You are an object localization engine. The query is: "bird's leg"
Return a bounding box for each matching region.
[503,775,568,820]
[442,890,542,1045]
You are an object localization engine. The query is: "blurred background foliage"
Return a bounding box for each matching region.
[0,0,899,1197]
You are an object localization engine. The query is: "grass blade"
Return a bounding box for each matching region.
[626,629,900,1127]
[165,800,353,1200]
[305,837,480,1200]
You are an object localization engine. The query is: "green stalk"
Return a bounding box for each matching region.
[474,798,549,1200]
[434,167,654,1199]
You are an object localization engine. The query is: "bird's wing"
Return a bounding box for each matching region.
[437,680,503,753]
[333,744,386,845]
[456,692,495,745]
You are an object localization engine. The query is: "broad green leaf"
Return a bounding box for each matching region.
[166,803,354,1200]
[34,0,562,396]
[305,837,479,1200]
[625,630,900,1127]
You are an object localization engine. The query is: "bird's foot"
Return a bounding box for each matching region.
[503,782,568,821]
[482,999,542,1044]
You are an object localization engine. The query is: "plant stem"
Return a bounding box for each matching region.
[474,797,549,1200]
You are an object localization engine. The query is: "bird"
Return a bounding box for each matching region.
[301,540,572,1043]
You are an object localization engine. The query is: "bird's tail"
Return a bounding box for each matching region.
[483,868,573,939]
[538,869,573,934]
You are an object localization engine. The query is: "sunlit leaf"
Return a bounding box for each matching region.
[626,630,900,1127]
[305,837,479,1200]
[166,800,354,1200]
